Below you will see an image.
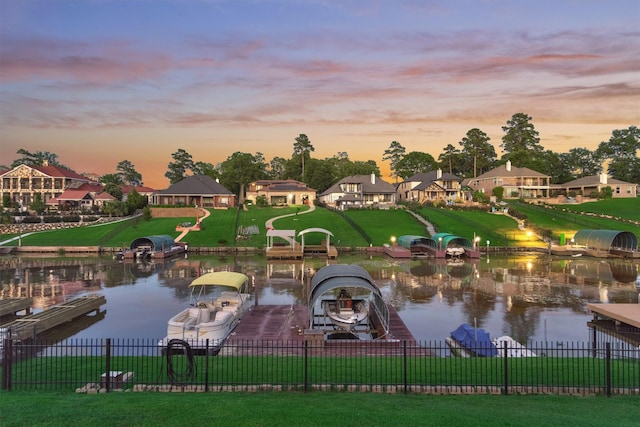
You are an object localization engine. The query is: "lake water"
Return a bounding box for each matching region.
[1,253,639,344]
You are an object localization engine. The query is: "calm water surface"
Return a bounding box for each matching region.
[1,253,639,344]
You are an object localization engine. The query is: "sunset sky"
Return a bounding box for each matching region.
[1,0,638,189]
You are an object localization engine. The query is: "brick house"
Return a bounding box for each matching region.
[153,175,236,208]
[463,160,550,199]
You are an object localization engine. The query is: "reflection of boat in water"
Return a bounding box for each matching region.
[159,271,251,354]
[321,289,369,332]
[309,264,389,339]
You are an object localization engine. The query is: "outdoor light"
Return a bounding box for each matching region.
[438,237,442,250]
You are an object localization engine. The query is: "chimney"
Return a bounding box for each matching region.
[216,178,220,183]
[371,173,375,184]
[506,160,512,172]
[599,173,607,184]
[437,168,442,179]
[43,160,49,167]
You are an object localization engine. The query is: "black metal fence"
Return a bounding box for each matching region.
[2,338,639,395]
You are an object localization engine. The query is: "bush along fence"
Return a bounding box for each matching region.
[1,338,638,395]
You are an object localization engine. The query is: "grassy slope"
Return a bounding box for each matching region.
[2,198,638,248]
[556,198,640,221]
[343,209,429,245]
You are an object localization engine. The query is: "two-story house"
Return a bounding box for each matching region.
[318,174,396,210]
[245,179,316,205]
[0,162,97,209]
[396,169,462,204]
[463,161,550,199]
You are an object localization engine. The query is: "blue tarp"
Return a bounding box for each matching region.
[450,323,498,357]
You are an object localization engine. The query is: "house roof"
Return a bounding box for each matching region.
[320,174,395,196]
[251,179,316,192]
[474,163,548,179]
[157,175,234,196]
[56,190,92,201]
[94,192,116,201]
[560,175,632,187]
[122,185,156,194]
[400,171,462,189]
[0,163,92,181]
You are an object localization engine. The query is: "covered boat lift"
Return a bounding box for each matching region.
[308,264,389,339]
[431,233,480,258]
[572,230,639,258]
[397,235,442,258]
[124,234,186,260]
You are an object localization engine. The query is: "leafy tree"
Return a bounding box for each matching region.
[11,149,63,168]
[219,152,268,196]
[268,157,288,179]
[562,148,602,179]
[102,200,125,217]
[142,205,152,221]
[125,188,146,214]
[292,134,314,181]
[192,161,220,180]
[438,144,463,175]
[382,141,406,183]
[103,183,123,201]
[165,149,194,184]
[395,151,437,180]
[597,126,640,183]
[100,173,124,186]
[2,194,10,208]
[116,160,143,186]
[500,113,544,170]
[304,158,336,194]
[29,193,46,214]
[459,128,496,178]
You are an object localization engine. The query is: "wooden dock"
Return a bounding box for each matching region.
[0,298,33,317]
[0,295,106,341]
[587,303,640,346]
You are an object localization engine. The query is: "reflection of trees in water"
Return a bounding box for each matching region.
[462,289,496,327]
[502,304,543,343]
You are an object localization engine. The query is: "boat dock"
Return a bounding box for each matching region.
[226,303,417,355]
[0,298,33,317]
[0,295,106,341]
[587,303,640,347]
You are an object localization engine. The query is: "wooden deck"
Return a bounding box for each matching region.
[587,303,640,346]
[0,295,106,341]
[0,298,33,317]
[224,303,419,356]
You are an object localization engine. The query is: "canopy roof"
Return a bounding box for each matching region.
[298,227,334,238]
[397,235,435,249]
[129,235,176,250]
[189,271,248,289]
[309,264,381,305]
[573,229,638,251]
[432,232,472,249]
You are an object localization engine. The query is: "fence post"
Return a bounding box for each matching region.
[605,342,611,397]
[303,340,308,393]
[205,339,210,392]
[105,338,111,392]
[503,341,509,395]
[403,340,407,395]
[1,339,12,391]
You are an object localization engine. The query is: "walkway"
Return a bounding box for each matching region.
[407,211,437,236]
[265,204,316,245]
[174,208,210,242]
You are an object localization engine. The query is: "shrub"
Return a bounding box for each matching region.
[43,216,63,223]
[22,216,42,223]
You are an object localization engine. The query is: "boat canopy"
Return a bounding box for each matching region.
[573,229,638,252]
[189,271,248,289]
[397,235,435,249]
[450,323,497,357]
[309,264,381,305]
[431,232,472,249]
[129,235,176,251]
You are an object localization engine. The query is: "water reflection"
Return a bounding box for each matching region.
[1,254,638,344]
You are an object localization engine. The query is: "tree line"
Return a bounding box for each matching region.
[3,113,638,199]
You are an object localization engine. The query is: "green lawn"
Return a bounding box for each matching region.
[343,209,429,245]
[0,391,637,427]
[418,207,521,247]
[556,198,640,222]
